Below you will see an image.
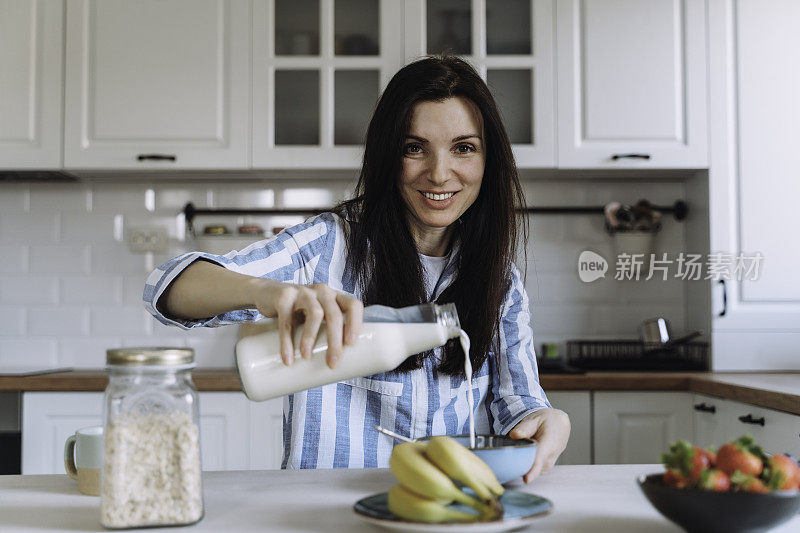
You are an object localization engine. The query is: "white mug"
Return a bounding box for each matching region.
[64,425,103,496]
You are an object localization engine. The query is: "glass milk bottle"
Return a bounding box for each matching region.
[236,303,461,401]
[101,347,203,529]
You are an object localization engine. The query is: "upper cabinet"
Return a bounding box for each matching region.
[707,0,800,370]
[555,0,708,168]
[251,0,403,169]
[0,0,64,168]
[0,0,712,171]
[404,0,556,167]
[63,0,250,169]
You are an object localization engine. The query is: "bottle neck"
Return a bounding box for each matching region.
[360,302,462,339]
[432,302,461,337]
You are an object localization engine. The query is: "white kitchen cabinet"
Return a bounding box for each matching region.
[691,393,732,449]
[707,0,800,370]
[249,397,285,469]
[722,399,800,458]
[198,392,251,471]
[404,0,556,167]
[63,0,250,169]
[21,391,283,474]
[692,393,800,457]
[21,392,104,475]
[555,0,708,168]
[593,392,693,464]
[0,0,64,167]
[251,0,403,169]
[547,391,591,465]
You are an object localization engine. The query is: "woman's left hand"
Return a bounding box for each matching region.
[509,408,571,483]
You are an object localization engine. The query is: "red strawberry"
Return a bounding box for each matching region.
[661,441,714,483]
[716,436,763,477]
[698,469,730,491]
[663,468,690,488]
[731,470,770,493]
[764,454,800,491]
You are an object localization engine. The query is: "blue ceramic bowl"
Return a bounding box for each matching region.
[419,434,538,484]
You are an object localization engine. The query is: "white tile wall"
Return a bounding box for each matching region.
[0,308,25,336]
[0,179,692,368]
[61,276,123,305]
[28,307,90,336]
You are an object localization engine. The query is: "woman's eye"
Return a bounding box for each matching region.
[404,143,423,155]
[455,143,476,154]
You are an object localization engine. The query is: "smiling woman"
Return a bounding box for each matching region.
[144,55,569,480]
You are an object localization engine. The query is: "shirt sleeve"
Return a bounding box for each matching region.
[142,212,341,330]
[489,263,551,435]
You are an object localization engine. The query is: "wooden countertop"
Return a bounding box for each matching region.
[2,369,799,415]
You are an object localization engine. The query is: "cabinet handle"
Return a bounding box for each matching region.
[718,280,727,317]
[738,414,765,426]
[137,154,177,162]
[610,153,651,161]
[693,403,716,413]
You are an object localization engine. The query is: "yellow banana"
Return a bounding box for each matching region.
[424,436,505,500]
[387,484,480,523]
[389,441,481,509]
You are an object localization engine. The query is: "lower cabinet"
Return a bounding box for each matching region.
[21,392,283,474]
[22,390,800,473]
[593,392,693,465]
[547,391,592,465]
[693,393,800,457]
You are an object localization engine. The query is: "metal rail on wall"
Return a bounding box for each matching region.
[182,200,688,235]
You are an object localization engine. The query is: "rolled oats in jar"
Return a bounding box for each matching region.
[101,347,203,529]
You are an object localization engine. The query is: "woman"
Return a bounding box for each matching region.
[144,55,570,482]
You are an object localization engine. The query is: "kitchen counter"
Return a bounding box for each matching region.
[4,465,798,532]
[3,369,799,415]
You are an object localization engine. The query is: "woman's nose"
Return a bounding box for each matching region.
[428,154,450,185]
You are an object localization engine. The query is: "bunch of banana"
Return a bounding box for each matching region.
[387,436,504,523]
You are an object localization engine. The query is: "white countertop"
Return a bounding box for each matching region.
[1,465,798,532]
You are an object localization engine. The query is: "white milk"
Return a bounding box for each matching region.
[237,321,458,401]
[458,329,476,449]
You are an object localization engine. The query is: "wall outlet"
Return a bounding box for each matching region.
[128,226,169,254]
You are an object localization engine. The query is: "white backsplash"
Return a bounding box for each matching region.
[0,179,687,368]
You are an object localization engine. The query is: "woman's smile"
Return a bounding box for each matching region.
[419,190,459,209]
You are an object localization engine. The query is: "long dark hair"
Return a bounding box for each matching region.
[334,55,527,377]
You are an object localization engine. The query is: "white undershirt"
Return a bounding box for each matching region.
[419,253,448,301]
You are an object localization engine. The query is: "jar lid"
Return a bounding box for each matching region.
[106,347,194,366]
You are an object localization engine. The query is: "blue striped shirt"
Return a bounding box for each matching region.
[143,212,550,469]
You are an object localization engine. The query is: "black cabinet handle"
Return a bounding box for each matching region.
[610,153,651,160]
[718,280,727,317]
[738,414,765,426]
[137,154,177,162]
[693,403,716,413]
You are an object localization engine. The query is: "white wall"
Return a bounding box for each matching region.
[0,178,689,368]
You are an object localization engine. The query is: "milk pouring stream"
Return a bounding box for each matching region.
[236,303,465,402]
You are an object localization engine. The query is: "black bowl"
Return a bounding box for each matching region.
[638,474,800,533]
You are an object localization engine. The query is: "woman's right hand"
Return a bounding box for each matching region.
[253,281,364,370]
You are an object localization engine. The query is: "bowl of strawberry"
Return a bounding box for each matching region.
[638,435,800,533]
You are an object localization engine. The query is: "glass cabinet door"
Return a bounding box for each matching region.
[405,0,554,167]
[253,0,402,169]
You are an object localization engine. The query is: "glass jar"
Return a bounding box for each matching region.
[100,347,203,529]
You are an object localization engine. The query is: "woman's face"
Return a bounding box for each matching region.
[400,96,485,236]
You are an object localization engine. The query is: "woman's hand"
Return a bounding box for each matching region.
[253,281,364,370]
[508,408,571,483]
